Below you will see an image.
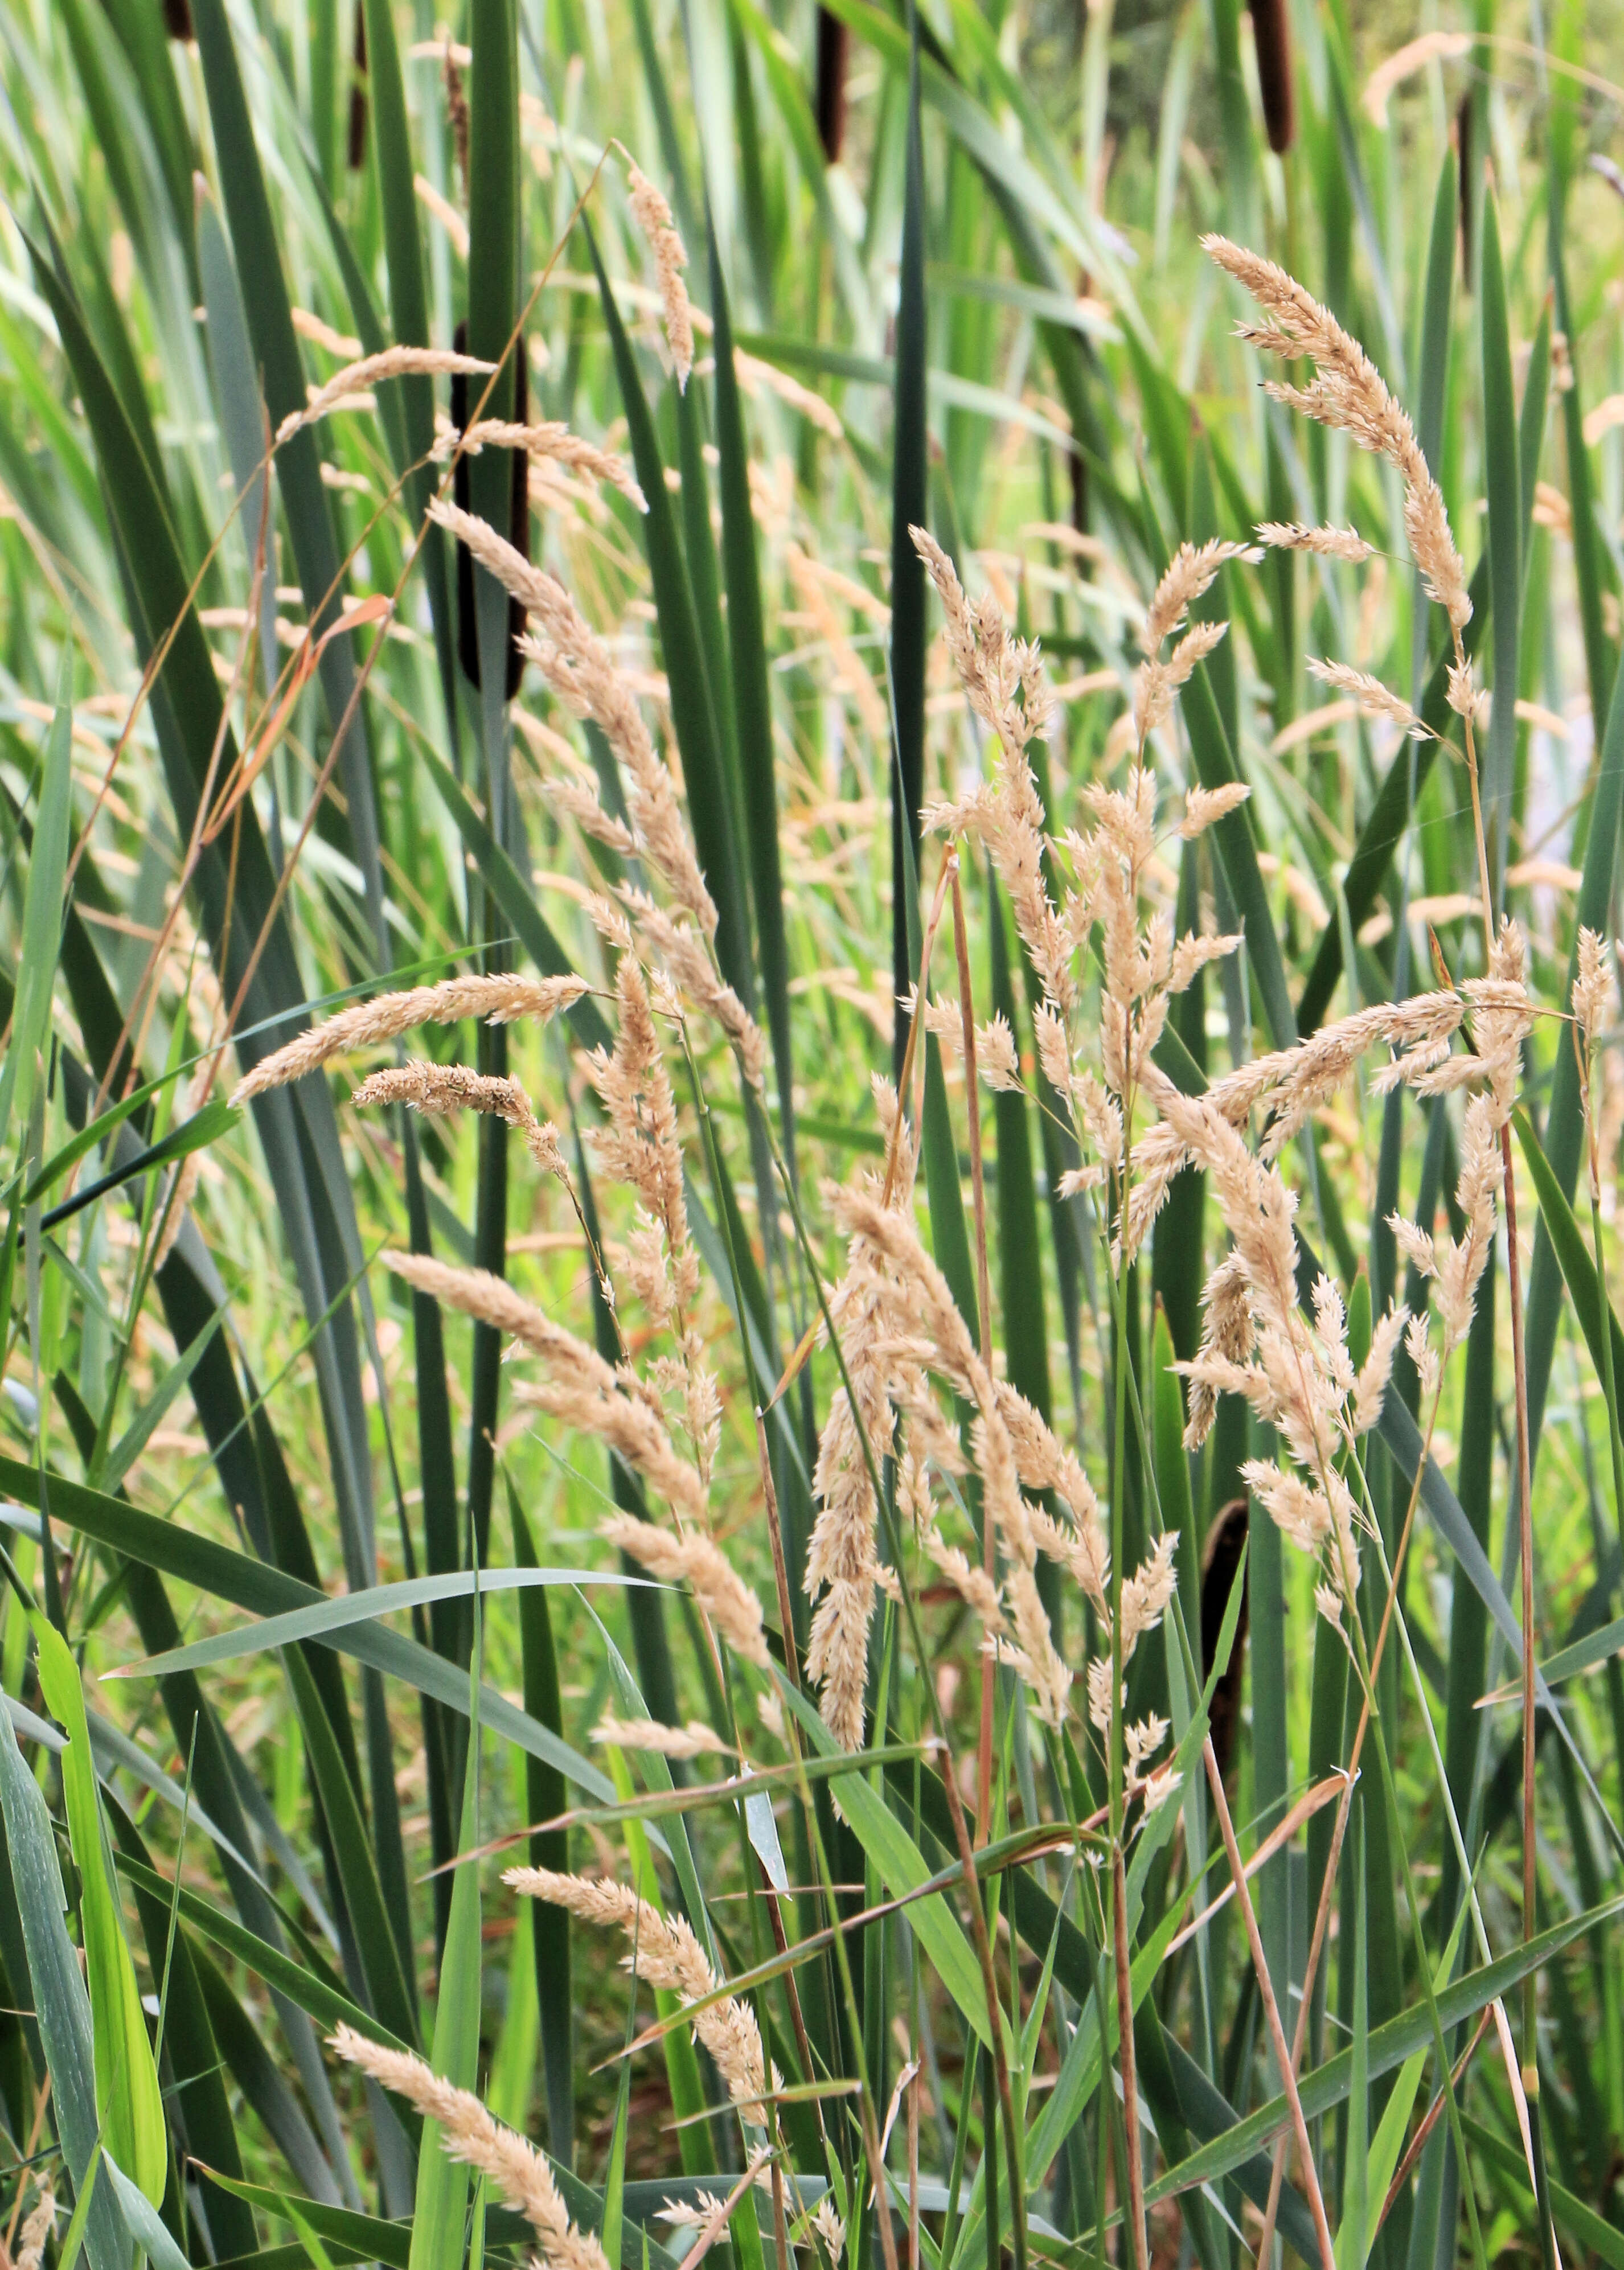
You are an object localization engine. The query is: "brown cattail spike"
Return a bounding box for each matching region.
[1249,0,1295,154]
[347,1,368,171]
[163,0,194,38]
[815,11,850,165]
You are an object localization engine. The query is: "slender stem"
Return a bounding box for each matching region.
[1201,1739,1336,2270]
[1110,1842,1148,2270]
[1462,656,1541,2097]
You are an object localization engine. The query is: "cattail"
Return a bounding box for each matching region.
[815,9,849,162]
[1307,659,1428,736]
[347,0,368,171]
[592,1714,732,1758]
[1249,0,1295,153]
[445,34,470,188]
[162,0,192,38]
[275,348,493,445]
[622,157,694,390]
[229,972,585,1103]
[1256,521,1375,562]
[1203,236,1470,637]
[330,2026,609,2270]
[600,1514,770,1669]
[507,1869,779,2115]
[17,2187,56,2270]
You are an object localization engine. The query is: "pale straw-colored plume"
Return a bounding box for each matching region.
[17,2187,55,2270]
[730,345,844,438]
[827,1185,1078,1726]
[382,1249,708,1522]
[276,348,493,445]
[592,1713,732,1758]
[1307,658,1428,736]
[1575,926,1612,1049]
[449,418,647,510]
[908,992,1022,1091]
[622,156,694,389]
[1362,28,1471,125]
[1172,785,1253,849]
[351,1064,567,1180]
[1256,520,1376,562]
[911,530,1075,1015]
[428,500,719,938]
[1203,235,1470,637]
[507,1869,780,2115]
[329,2025,610,2270]
[599,1513,770,1669]
[231,972,585,1103]
[1133,540,1257,742]
[587,959,696,1332]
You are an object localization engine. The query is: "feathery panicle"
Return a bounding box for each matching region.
[452,418,647,510]
[1140,540,1259,656]
[17,2188,55,2270]
[587,958,707,1359]
[231,972,585,1103]
[1179,781,1252,838]
[329,2026,610,2270]
[1256,521,1375,562]
[592,1713,732,1758]
[911,528,1073,1015]
[351,1064,567,1180]
[600,1513,770,1668]
[508,1869,779,2113]
[382,1249,707,1521]
[276,348,493,445]
[1307,658,1428,736]
[623,157,694,389]
[1576,926,1612,1050]
[1203,235,1470,635]
[429,498,718,935]
[730,346,844,438]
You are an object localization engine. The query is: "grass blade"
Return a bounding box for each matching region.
[889,1,928,1075]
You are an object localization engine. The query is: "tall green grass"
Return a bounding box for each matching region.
[1,1,1623,2265]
